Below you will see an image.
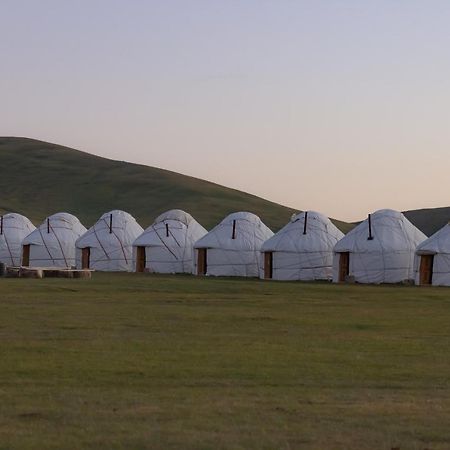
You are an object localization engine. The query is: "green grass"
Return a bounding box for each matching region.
[0,137,352,233]
[0,273,449,449]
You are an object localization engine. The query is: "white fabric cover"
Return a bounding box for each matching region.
[0,213,36,266]
[133,209,207,273]
[261,211,344,281]
[22,213,86,268]
[332,209,426,284]
[76,210,143,272]
[193,211,273,277]
[414,223,450,286]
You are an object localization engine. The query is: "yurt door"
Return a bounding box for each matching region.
[136,246,146,273]
[419,255,434,285]
[339,252,350,282]
[22,245,30,266]
[81,248,90,270]
[197,249,207,275]
[264,252,273,279]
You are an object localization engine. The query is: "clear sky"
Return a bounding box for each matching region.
[2,0,450,221]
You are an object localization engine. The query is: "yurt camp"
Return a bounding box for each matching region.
[133,209,207,273]
[193,211,273,277]
[261,211,344,281]
[0,213,36,267]
[332,209,426,284]
[414,222,450,286]
[75,210,143,272]
[21,212,86,268]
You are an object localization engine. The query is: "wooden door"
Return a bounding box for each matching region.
[264,252,273,279]
[81,248,90,270]
[136,246,146,273]
[419,255,434,285]
[339,252,350,282]
[197,248,207,275]
[22,245,30,267]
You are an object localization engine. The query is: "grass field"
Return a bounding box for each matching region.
[0,273,449,449]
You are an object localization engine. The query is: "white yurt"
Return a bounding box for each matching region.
[261,211,344,281]
[133,209,207,274]
[193,211,273,277]
[414,223,450,286]
[76,210,143,271]
[0,213,36,266]
[332,209,426,284]
[22,213,86,268]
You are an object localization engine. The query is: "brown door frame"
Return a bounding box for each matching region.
[419,254,434,286]
[264,251,273,279]
[338,252,350,282]
[22,245,30,266]
[81,247,90,270]
[197,248,207,275]
[136,246,146,273]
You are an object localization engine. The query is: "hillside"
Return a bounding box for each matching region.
[403,207,450,237]
[0,137,352,232]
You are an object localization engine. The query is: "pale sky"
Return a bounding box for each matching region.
[2,0,450,221]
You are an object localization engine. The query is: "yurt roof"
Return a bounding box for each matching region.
[133,209,207,247]
[76,210,143,247]
[416,223,450,255]
[262,210,344,253]
[153,209,195,227]
[0,213,35,231]
[334,209,426,254]
[23,212,86,244]
[194,211,273,250]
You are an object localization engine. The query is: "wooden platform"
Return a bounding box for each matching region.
[2,267,92,279]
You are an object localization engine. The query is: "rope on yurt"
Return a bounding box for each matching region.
[152,224,178,260]
[37,227,54,262]
[49,221,69,267]
[2,229,15,266]
[94,220,110,259]
[101,217,129,264]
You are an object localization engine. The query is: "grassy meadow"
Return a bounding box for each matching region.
[0,273,449,449]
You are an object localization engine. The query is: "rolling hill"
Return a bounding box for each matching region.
[403,207,450,237]
[0,137,352,232]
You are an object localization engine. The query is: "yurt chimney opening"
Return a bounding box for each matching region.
[232,220,236,239]
[303,211,308,235]
[367,214,374,240]
[109,214,113,234]
[165,223,169,237]
[47,218,50,234]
